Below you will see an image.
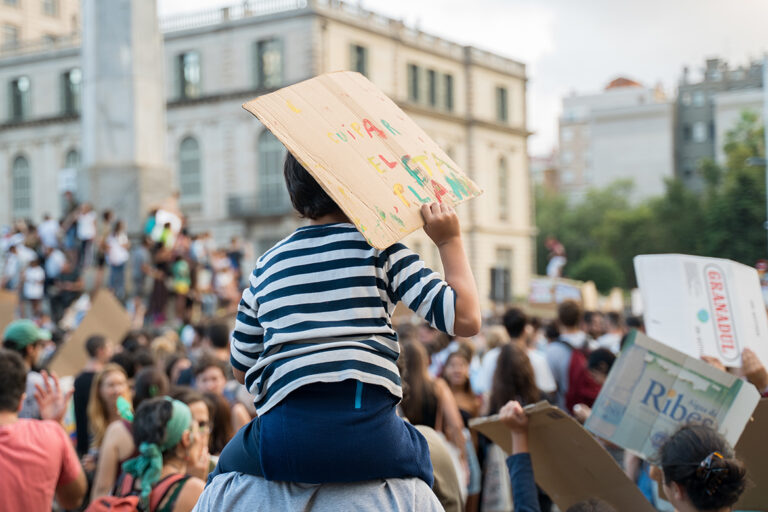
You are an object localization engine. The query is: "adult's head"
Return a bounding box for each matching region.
[171,387,213,457]
[583,311,606,339]
[502,307,528,341]
[283,151,343,220]
[87,364,130,447]
[557,300,582,332]
[133,367,170,410]
[164,353,192,386]
[85,335,114,365]
[483,325,510,351]
[194,355,228,396]
[440,350,472,394]
[206,323,230,351]
[0,349,27,413]
[605,312,623,333]
[398,340,435,426]
[201,391,235,456]
[587,348,616,386]
[124,397,202,500]
[488,343,539,414]
[660,425,747,511]
[2,319,51,369]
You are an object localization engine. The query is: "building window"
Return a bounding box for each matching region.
[11,155,32,219]
[9,76,31,121]
[60,149,80,206]
[495,86,508,123]
[258,130,288,213]
[682,124,691,142]
[427,69,437,107]
[255,39,283,89]
[443,74,454,111]
[498,157,509,221]
[2,24,19,49]
[407,64,420,102]
[61,68,81,115]
[693,121,707,142]
[177,51,201,99]
[42,0,58,16]
[681,92,692,106]
[179,137,202,205]
[692,90,706,107]
[350,44,367,77]
[491,247,513,303]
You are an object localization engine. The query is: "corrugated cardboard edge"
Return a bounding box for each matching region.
[242,71,482,249]
[0,289,18,335]
[471,401,655,512]
[734,398,768,510]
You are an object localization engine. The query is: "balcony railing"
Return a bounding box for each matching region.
[160,0,308,33]
[228,193,293,219]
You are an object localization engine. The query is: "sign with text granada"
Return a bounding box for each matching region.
[242,71,482,249]
[634,254,768,368]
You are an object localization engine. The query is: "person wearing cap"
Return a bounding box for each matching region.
[2,319,53,418]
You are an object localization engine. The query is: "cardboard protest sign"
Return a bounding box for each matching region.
[0,289,17,335]
[49,290,132,377]
[635,254,768,368]
[734,398,768,510]
[470,401,654,512]
[242,71,482,249]
[527,276,584,306]
[586,330,760,461]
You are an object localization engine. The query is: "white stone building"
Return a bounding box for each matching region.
[0,0,534,309]
[713,88,763,165]
[558,78,674,202]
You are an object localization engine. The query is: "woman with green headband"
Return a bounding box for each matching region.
[115,397,206,512]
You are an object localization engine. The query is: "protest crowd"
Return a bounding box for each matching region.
[0,154,764,512]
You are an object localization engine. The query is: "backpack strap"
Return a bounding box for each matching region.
[149,473,190,512]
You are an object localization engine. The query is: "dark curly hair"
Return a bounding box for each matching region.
[661,424,747,509]
[132,397,174,453]
[283,151,342,220]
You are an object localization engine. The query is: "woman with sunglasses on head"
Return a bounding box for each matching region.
[659,425,747,512]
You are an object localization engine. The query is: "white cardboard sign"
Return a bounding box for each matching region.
[635,254,768,368]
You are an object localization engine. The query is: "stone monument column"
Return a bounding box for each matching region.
[81,0,172,234]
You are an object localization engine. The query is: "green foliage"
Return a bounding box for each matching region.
[536,110,766,291]
[569,254,624,294]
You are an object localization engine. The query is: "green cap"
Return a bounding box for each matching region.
[2,320,51,349]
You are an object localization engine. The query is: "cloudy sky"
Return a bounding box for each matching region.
[160,0,768,155]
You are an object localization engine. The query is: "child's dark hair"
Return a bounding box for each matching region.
[660,425,747,509]
[132,397,174,454]
[587,348,615,375]
[283,151,342,220]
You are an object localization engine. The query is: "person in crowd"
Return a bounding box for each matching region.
[582,311,606,343]
[2,319,52,418]
[50,251,84,323]
[545,300,589,410]
[442,348,483,422]
[165,352,193,386]
[205,322,232,364]
[76,203,98,268]
[0,349,87,511]
[111,397,206,512]
[37,213,60,250]
[193,355,250,432]
[170,387,215,477]
[474,324,510,395]
[74,335,115,456]
[147,244,172,325]
[130,236,153,322]
[93,209,114,290]
[44,243,67,283]
[400,340,468,482]
[597,312,624,354]
[545,236,566,278]
[657,425,747,512]
[507,307,557,399]
[106,220,131,302]
[202,391,235,457]
[21,255,45,317]
[1,243,21,290]
[90,367,169,501]
[566,348,615,415]
[172,253,192,321]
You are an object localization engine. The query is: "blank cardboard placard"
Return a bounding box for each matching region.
[735,398,768,510]
[0,289,17,335]
[242,71,482,249]
[470,402,655,512]
[49,290,132,377]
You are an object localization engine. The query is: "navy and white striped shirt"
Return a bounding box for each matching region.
[231,223,457,415]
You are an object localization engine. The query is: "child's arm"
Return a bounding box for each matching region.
[422,203,481,337]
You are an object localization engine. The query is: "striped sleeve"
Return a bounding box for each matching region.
[230,283,265,373]
[384,244,456,335]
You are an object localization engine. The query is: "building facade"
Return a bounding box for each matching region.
[675,58,763,190]
[0,0,79,48]
[558,78,673,202]
[0,0,534,309]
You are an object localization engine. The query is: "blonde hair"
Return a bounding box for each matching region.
[87,363,129,448]
[484,325,511,351]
